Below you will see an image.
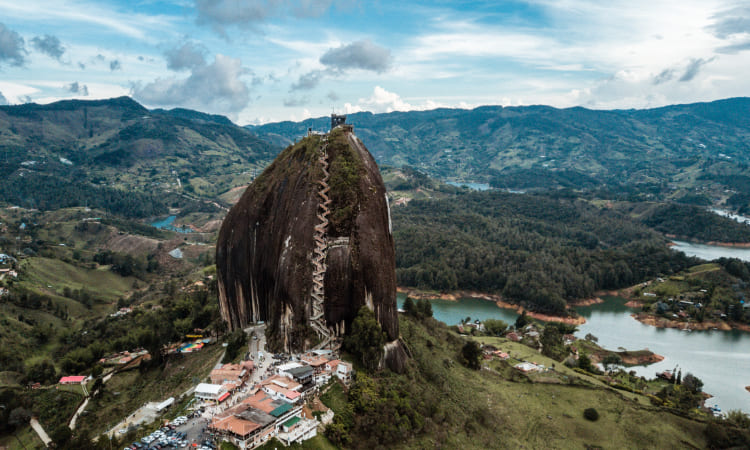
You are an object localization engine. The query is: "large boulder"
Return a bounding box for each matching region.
[216,127,399,353]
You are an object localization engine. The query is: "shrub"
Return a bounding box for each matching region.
[583,408,599,421]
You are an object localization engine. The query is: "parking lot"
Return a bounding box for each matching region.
[122,412,217,450]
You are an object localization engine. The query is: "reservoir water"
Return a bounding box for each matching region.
[446,181,492,191]
[397,294,750,413]
[151,215,193,233]
[671,240,750,262]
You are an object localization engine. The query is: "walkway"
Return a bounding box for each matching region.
[29,418,52,447]
[70,371,114,430]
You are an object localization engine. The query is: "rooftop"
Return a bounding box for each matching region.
[282,416,301,428]
[236,408,276,427]
[270,403,293,418]
[195,383,223,395]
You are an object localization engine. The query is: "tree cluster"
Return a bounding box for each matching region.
[402,297,433,320]
[393,190,697,315]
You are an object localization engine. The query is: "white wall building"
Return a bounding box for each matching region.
[195,383,225,401]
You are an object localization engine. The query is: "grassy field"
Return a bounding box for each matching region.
[321,315,712,449]
[0,425,46,450]
[18,256,136,304]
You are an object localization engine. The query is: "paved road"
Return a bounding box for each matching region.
[30,418,52,446]
[69,397,89,430]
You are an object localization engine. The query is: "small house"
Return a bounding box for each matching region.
[335,362,353,383]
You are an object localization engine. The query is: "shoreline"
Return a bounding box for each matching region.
[630,312,750,333]
[666,235,750,248]
[589,349,664,366]
[397,286,586,325]
[494,299,587,325]
[568,297,604,307]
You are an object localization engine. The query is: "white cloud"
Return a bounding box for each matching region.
[0,81,39,103]
[320,40,392,73]
[344,86,412,114]
[132,54,251,116]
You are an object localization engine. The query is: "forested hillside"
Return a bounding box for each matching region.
[392,190,699,315]
[0,97,280,215]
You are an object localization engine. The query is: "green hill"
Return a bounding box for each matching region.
[0,97,280,215]
[319,313,744,449]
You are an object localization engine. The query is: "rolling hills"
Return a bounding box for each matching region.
[0,97,280,215]
[249,98,750,207]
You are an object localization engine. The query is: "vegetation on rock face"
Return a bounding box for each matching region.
[326,129,365,236]
[344,307,386,372]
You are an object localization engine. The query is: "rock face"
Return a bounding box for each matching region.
[216,126,399,353]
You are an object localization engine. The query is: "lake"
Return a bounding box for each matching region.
[397,294,750,413]
[671,240,750,262]
[150,215,194,233]
[710,208,750,225]
[446,181,492,191]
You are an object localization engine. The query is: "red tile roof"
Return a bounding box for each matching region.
[59,376,86,384]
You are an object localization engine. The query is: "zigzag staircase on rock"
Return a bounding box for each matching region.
[310,136,334,349]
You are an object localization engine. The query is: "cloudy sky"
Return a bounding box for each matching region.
[0,0,748,124]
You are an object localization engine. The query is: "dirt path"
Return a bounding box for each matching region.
[29,418,52,446]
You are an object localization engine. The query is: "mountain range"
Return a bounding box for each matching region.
[249,98,750,203]
[3,96,750,215]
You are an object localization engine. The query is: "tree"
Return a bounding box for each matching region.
[584,333,598,343]
[726,410,750,428]
[583,408,599,421]
[460,341,482,370]
[25,359,57,384]
[602,354,622,372]
[222,330,247,364]
[483,319,508,336]
[344,307,386,372]
[402,296,416,317]
[416,299,433,319]
[8,407,30,428]
[515,311,529,330]
[682,373,703,394]
[578,353,596,373]
[540,325,566,360]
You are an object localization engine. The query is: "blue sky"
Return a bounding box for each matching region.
[0,0,749,124]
